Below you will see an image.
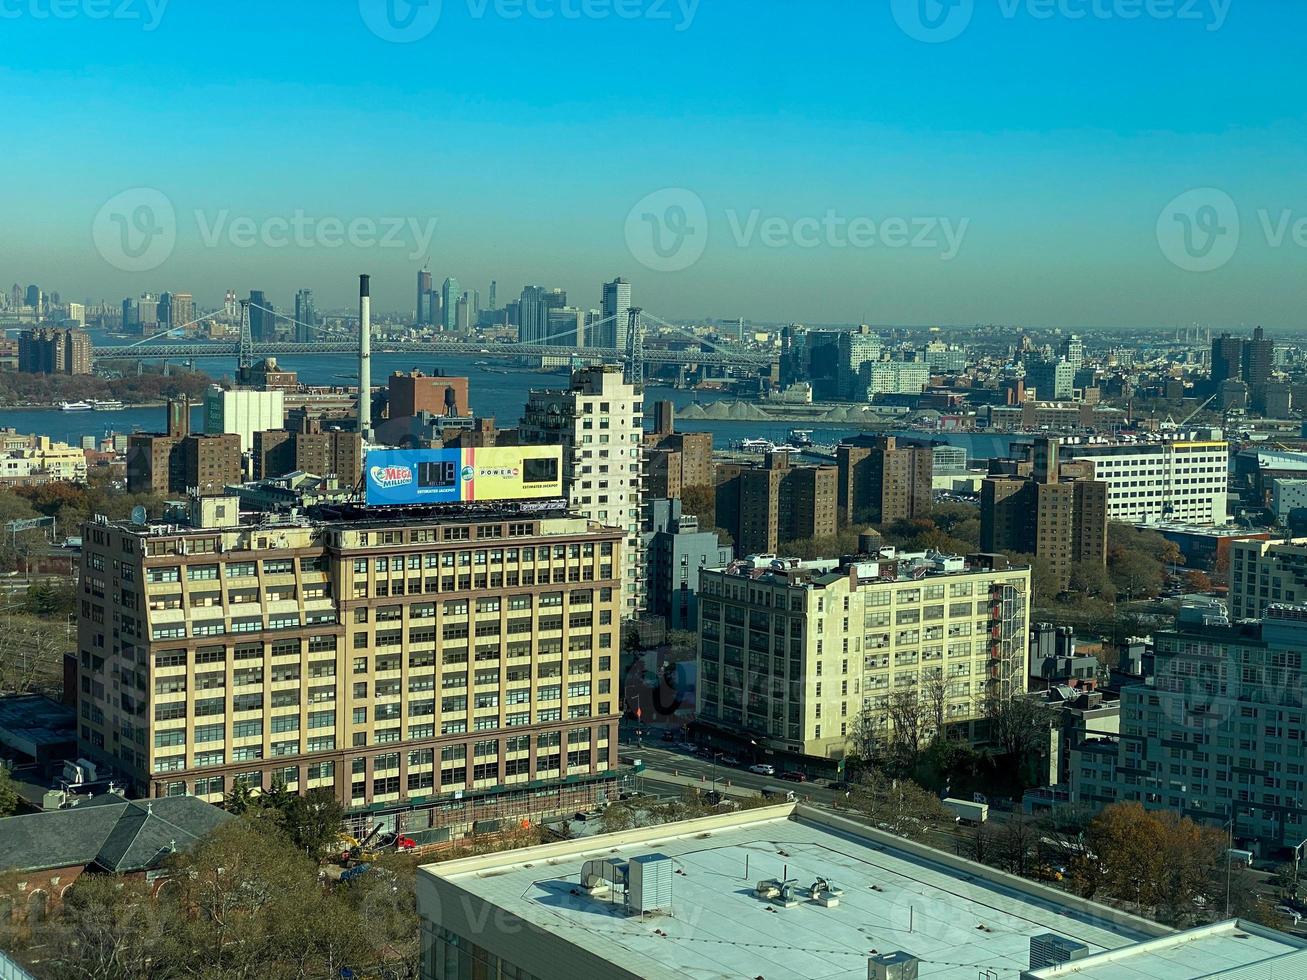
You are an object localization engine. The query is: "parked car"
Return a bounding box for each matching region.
[779,771,808,783]
[748,763,775,776]
[720,755,742,767]
[1277,906,1303,925]
[660,730,678,743]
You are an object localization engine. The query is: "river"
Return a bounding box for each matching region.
[0,351,1024,464]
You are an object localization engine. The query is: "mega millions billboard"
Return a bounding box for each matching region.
[364,447,563,506]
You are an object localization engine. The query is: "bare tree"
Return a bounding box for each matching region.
[995,811,1040,877]
[922,670,949,741]
[847,770,950,842]
[886,689,925,768]
[984,689,1051,761]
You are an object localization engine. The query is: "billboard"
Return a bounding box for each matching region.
[364,447,563,506]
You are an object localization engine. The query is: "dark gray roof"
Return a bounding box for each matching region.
[0,794,231,874]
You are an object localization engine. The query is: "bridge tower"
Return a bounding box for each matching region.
[624,307,643,386]
[237,300,253,378]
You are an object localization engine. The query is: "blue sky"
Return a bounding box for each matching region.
[2,0,1305,329]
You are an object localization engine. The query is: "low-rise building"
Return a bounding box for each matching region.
[415,804,1306,980]
[697,549,1030,761]
[643,498,732,631]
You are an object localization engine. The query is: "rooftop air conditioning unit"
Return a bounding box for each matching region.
[1029,933,1088,970]
[868,951,919,980]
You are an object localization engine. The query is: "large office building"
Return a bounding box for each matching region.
[599,277,631,351]
[697,550,1031,761]
[1227,536,1307,620]
[981,438,1108,591]
[866,360,929,397]
[836,434,933,525]
[417,269,433,325]
[1023,358,1075,401]
[293,288,317,342]
[521,366,644,617]
[388,371,471,420]
[1059,435,1229,526]
[416,805,1301,980]
[17,327,92,376]
[75,497,625,833]
[1072,602,1307,856]
[441,277,460,332]
[248,290,275,342]
[202,386,286,454]
[715,453,838,555]
[837,325,882,400]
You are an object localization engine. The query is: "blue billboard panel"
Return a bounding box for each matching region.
[363,448,563,506]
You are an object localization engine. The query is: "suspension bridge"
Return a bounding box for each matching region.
[90,307,773,374]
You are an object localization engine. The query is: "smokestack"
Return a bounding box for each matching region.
[359,274,371,439]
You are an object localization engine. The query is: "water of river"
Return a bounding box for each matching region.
[0,352,1024,463]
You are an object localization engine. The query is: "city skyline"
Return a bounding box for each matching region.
[0,3,1303,327]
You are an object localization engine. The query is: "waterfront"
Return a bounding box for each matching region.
[0,352,1024,463]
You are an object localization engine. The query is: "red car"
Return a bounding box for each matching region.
[779,771,808,783]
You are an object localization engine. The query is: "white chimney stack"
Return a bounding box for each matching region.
[358,274,372,439]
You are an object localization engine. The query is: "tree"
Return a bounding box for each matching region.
[1068,561,1114,599]
[37,876,163,980]
[679,484,716,529]
[1071,802,1227,925]
[885,689,926,770]
[0,764,18,816]
[340,860,421,980]
[1002,553,1059,606]
[922,671,950,740]
[282,789,348,862]
[994,811,1040,877]
[1184,570,1214,593]
[1110,550,1165,600]
[984,692,1051,789]
[846,770,950,841]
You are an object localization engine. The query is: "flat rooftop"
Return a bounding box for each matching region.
[418,806,1300,980]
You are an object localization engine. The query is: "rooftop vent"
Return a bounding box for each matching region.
[868,951,919,980]
[626,853,673,916]
[1029,933,1089,970]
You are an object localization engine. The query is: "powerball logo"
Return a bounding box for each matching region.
[370,464,414,489]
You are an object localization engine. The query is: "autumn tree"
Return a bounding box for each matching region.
[1071,802,1227,925]
[37,876,163,980]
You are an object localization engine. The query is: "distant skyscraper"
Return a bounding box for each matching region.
[224,290,238,320]
[546,307,586,346]
[122,297,139,332]
[294,288,318,342]
[173,292,195,329]
[1242,326,1273,386]
[455,293,471,332]
[1211,333,1243,387]
[137,293,159,331]
[488,280,497,311]
[601,277,631,350]
[417,268,432,325]
[249,290,274,342]
[158,292,173,330]
[441,277,459,331]
[518,286,567,344]
[24,285,40,311]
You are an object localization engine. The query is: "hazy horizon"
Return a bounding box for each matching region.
[3,1,1304,329]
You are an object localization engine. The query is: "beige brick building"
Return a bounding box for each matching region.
[76,498,624,830]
